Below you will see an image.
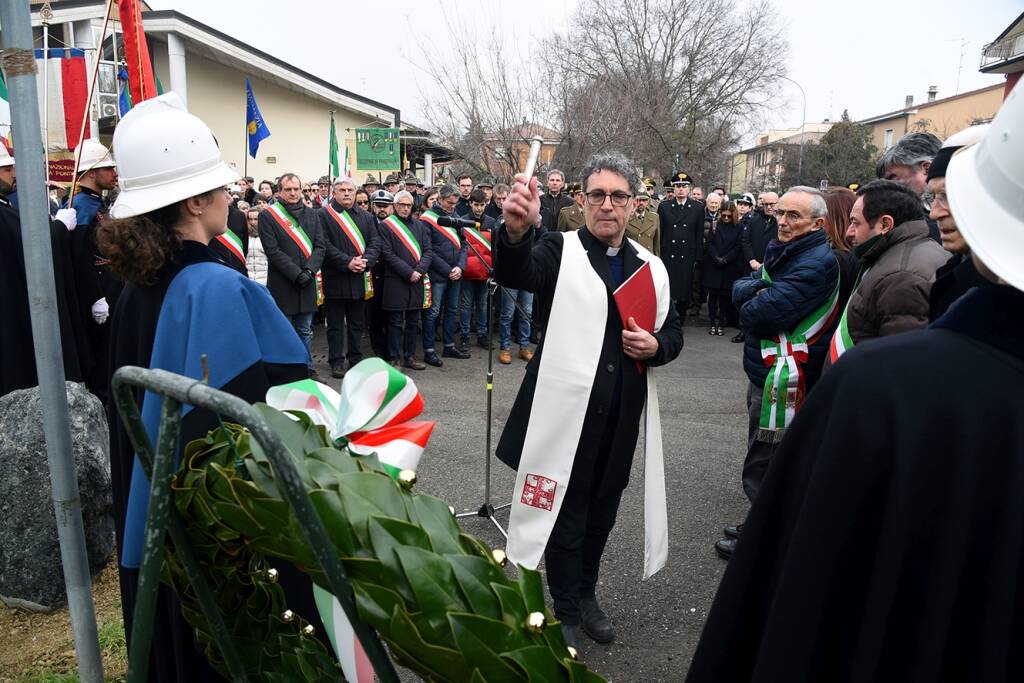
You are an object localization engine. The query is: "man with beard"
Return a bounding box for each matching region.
[0,145,88,395]
[258,172,325,374]
[64,140,121,399]
[658,170,705,323]
[319,177,380,377]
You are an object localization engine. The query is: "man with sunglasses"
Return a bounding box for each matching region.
[657,170,706,323]
[495,152,683,651]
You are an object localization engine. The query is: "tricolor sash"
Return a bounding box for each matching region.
[268,201,324,304]
[419,209,461,248]
[215,228,246,266]
[464,227,491,256]
[507,232,672,579]
[383,215,431,309]
[828,267,869,363]
[758,266,841,442]
[326,204,374,300]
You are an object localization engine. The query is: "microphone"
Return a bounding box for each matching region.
[436,215,478,229]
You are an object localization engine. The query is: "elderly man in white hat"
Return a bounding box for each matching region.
[0,143,87,396]
[687,87,1024,682]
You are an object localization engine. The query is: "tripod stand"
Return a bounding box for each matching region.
[455,228,534,539]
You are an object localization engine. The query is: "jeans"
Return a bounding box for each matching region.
[423,278,461,351]
[324,298,365,365]
[388,310,420,361]
[289,312,314,368]
[460,280,489,338]
[498,288,533,349]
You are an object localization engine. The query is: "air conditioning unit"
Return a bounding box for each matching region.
[100,102,119,119]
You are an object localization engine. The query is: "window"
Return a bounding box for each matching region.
[884,128,894,149]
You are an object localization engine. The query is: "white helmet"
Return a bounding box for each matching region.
[75,138,115,174]
[947,86,1023,291]
[111,92,238,219]
[0,144,13,169]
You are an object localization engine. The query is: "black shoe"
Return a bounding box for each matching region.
[716,326,725,336]
[723,523,743,539]
[579,596,615,644]
[442,345,470,359]
[458,336,470,354]
[708,326,716,335]
[560,623,581,651]
[731,331,746,343]
[403,357,426,370]
[423,351,443,367]
[715,536,737,560]
[330,362,346,379]
[476,334,492,350]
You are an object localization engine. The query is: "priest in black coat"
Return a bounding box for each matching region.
[495,152,683,650]
[657,172,705,322]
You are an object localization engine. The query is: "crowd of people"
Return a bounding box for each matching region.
[1,77,1020,681]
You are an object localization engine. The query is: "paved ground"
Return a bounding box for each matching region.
[310,318,751,682]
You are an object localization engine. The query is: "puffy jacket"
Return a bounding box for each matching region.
[246,235,269,285]
[841,219,948,347]
[733,230,838,389]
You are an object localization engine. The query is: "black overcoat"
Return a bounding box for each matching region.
[687,283,1024,683]
[319,200,381,300]
[493,226,683,497]
[702,221,743,291]
[378,214,433,311]
[740,209,778,267]
[657,197,705,304]
[258,201,325,315]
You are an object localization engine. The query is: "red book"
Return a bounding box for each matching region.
[613,261,657,371]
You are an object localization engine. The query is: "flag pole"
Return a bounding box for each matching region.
[243,81,248,181]
[328,109,334,186]
[41,2,51,188]
[68,0,115,209]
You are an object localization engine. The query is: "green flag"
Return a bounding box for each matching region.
[329,113,339,178]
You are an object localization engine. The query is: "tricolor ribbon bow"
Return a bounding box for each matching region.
[265,357,434,477]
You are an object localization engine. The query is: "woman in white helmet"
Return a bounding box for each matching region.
[97,93,321,680]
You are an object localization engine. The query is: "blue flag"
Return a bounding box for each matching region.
[245,78,271,158]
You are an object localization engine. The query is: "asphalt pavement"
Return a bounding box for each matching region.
[310,319,750,682]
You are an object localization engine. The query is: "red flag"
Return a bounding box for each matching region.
[117,0,157,105]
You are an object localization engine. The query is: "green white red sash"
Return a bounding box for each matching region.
[828,267,869,363]
[265,358,434,683]
[268,201,323,304]
[215,228,245,265]
[419,209,460,248]
[758,266,841,442]
[325,204,374,300]
[383,215,431,309]
[464,227,491,256]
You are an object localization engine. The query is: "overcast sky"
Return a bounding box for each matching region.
[150,0,1018,145]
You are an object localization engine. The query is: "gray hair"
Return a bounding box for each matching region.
[579,152,641,194]
[875,132,942,177]
[334,177,357,190]
[547,169,565,182]
[785,185,828,218]
[393,190,414,204]
[438,183,460,200]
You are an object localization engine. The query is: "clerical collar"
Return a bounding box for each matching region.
[606,245,621,256]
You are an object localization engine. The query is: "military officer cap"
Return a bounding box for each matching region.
[636,187,651,200]
[737,192,755,206]
[670,170,692,186]
[403,173,419,184]
[847,182,860,192]
[364,174,380,186]
[370,189,394,205]
[567,182,583,194]
[642,177,655,188]
[384,172,403,184]
[317,175,331,185]
[476,176,495,188]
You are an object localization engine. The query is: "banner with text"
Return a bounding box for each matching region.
[355,127,400,171]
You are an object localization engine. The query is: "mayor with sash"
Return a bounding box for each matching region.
[494,152,683,651]
[258,172,326,372]
[714,186,840,560]
[319,177,380,378]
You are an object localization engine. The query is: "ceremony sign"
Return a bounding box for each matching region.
[355,127,400,171]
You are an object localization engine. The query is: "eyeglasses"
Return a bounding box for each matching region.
[721,213,733,218]
[585,190,632,207]
[355,199,369,206]
[762,201,778,207]
[923,190,948,209]
[773,209,807,221]
[395,202,414,208]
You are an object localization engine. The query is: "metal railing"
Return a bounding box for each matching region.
[111,366,400,682]
[981,33,1024,69]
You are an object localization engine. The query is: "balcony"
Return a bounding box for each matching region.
[981,33,1024,70]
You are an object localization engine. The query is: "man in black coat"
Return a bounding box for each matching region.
[420,184,469,366]
[495,152,683,650]
[258,173,325,372]
[538,169,574,232]
[319,178,380,377]
[739,191,778,274]
[688,101,1024,677]
[657,171,705,323]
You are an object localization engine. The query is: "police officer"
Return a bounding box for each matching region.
[657,171,705,323]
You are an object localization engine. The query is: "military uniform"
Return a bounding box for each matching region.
[657,171,705,322]
[557,203,586,232]
[626,209,660,255]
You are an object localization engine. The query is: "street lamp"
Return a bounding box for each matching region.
[779,75,807,184]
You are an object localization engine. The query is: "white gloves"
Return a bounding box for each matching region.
[91,297,109,324]
[55,208,78,232]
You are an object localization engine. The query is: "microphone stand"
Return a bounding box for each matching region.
[455,222,533,539]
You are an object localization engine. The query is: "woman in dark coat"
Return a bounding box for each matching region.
[823,188,859,311]
[702,201,743,335]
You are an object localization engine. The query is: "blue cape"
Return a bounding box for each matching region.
[121,262,309,568]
